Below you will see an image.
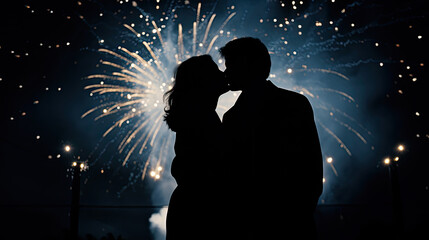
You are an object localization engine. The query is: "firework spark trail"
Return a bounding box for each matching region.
[293,85,369,150]
[317,120,352,157]
[329,163,339,177]
[313,88,355,103]
[203,14,217,46]
[178,24,184,59]
[335,120,367,144]
[295,68,350,81]
[321,105,372,139]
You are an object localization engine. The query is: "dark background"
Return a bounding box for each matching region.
[0,0,427,239]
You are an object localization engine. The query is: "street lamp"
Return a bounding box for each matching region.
[384,143,406,237]
[65,145,87,240]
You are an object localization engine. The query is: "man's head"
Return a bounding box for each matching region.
[219,37,271,91]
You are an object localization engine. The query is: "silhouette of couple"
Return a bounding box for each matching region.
[164,37,323,240]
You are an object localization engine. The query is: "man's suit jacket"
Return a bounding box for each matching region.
[222,80,323,238]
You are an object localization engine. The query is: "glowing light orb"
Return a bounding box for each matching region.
[383,158,391,165]
[65,145,71,152]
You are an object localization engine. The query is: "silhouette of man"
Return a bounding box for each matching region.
[220,37,323,239]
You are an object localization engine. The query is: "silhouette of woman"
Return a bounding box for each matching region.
[164,55,228,240]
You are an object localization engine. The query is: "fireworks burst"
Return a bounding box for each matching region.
[82,1,237,181]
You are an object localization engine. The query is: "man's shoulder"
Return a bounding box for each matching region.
[266,81,310,105]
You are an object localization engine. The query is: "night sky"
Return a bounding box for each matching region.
[0,0,427,239]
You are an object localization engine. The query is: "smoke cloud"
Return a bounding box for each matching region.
[149,207,168,240]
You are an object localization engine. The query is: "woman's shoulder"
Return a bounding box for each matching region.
[173,110,220,132]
